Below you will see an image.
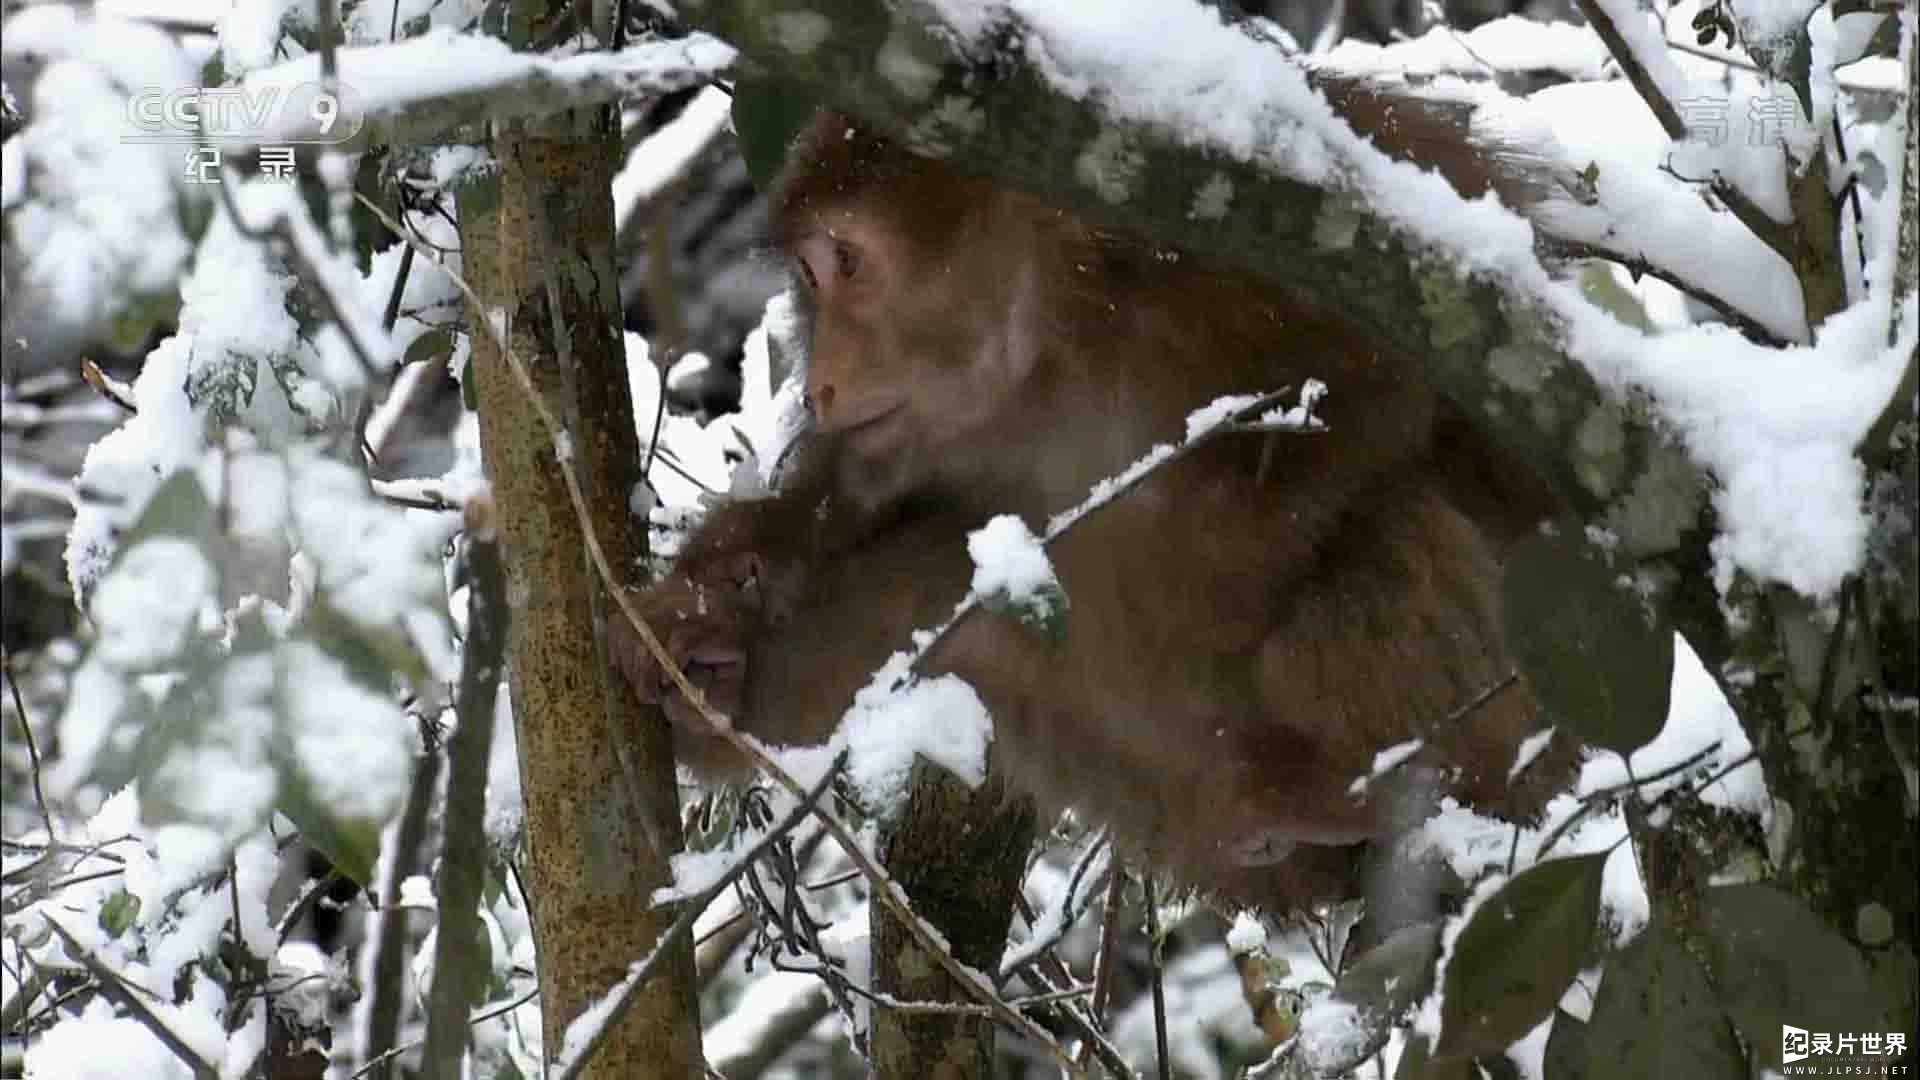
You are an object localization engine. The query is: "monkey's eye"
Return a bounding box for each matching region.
[795,257,818,292]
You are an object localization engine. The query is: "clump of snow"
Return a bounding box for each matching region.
[1348,738,1425,798]
[283,641,414,824]
[24,1000,201,1080]
[1508,726,1560,782]
[1564,295,1909,598]
[966,515,1059,616]
[1,7,197,329]
[612,85,732,233]
[839,662,994,815]
[1225,911,1268,954]
[87,539,215,673]
[1188,173,1233,220]
[1295,996,1374,1074]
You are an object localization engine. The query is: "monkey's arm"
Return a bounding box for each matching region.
[612,474,1040,777]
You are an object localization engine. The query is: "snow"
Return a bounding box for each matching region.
[612,85,733,234]
[1226,911,1268,954]
[1326,17,1617,80]
[87,539,215,672]
[966,515,1058,616]
[208,28,735,146]
[839,661,994,814]
[24,1002,200,1080]
[1,7,197,327]
[283,641,413,823]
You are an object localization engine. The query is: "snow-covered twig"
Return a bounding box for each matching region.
[41,919,219,1079]
[217,173,390,381]
[1570,0,1796,258]
[902,384,1320,682]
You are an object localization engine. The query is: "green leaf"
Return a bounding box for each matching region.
[128,607,275,841]
[118,471,219,552]
[404,327,458,370]
[731,78,817,191]
[1333,919,1442,1019]
[185,346,261,418]
[1436,853,1608,1060]
[1699,883,1884,1069]
[1575,264,1653,332]
[1395,1034,1475,1080]
[97,889,142,938]
[1542,1008,1588,1080]
[306,591,433,694]
[980,580,1069,644]
[276,767,383,888]
[106,293,181,353]
[1500,529,1672,755]
[1585,918,1745,1079]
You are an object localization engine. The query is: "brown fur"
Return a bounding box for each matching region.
[611,84,1575,910]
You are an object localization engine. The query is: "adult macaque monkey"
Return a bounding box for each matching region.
[611,74,1576,908]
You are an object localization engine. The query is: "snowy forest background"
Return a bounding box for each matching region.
[0,0,1914,1077]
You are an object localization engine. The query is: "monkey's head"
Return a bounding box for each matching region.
[774,113,1071,510]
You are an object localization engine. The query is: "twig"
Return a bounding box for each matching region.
[905,386,1315,679]
[1572,0,1799,258]
[1144,878,1172,1080]
[1,649,58,852]
[1000,830,1111,981]
[78,359,136,414]
[43,918,218,1079]
[420,516,507,1080]
[349,986,540,1080]
[1444,671,1521,726]
[360,749,443,1078]
[1075,870,1127,1067]
[218,172,386,379]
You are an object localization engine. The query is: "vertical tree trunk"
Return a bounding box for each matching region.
[870,763,1035,1078]
[458,121,703,1075]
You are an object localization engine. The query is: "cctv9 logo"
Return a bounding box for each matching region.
[125,81,367,146]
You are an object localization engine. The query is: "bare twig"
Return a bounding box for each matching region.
[1075,869,1127,1067]
[1,649,58,852]
[1144,878,1172,1080]
[349,986,540,1080]
[360,749,443,1078]
[420,517,507,1079]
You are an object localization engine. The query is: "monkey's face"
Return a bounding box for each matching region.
[788,198,1042,509]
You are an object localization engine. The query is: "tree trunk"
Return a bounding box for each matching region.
[870,763,1035,1079]
[458,122,703,1075]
